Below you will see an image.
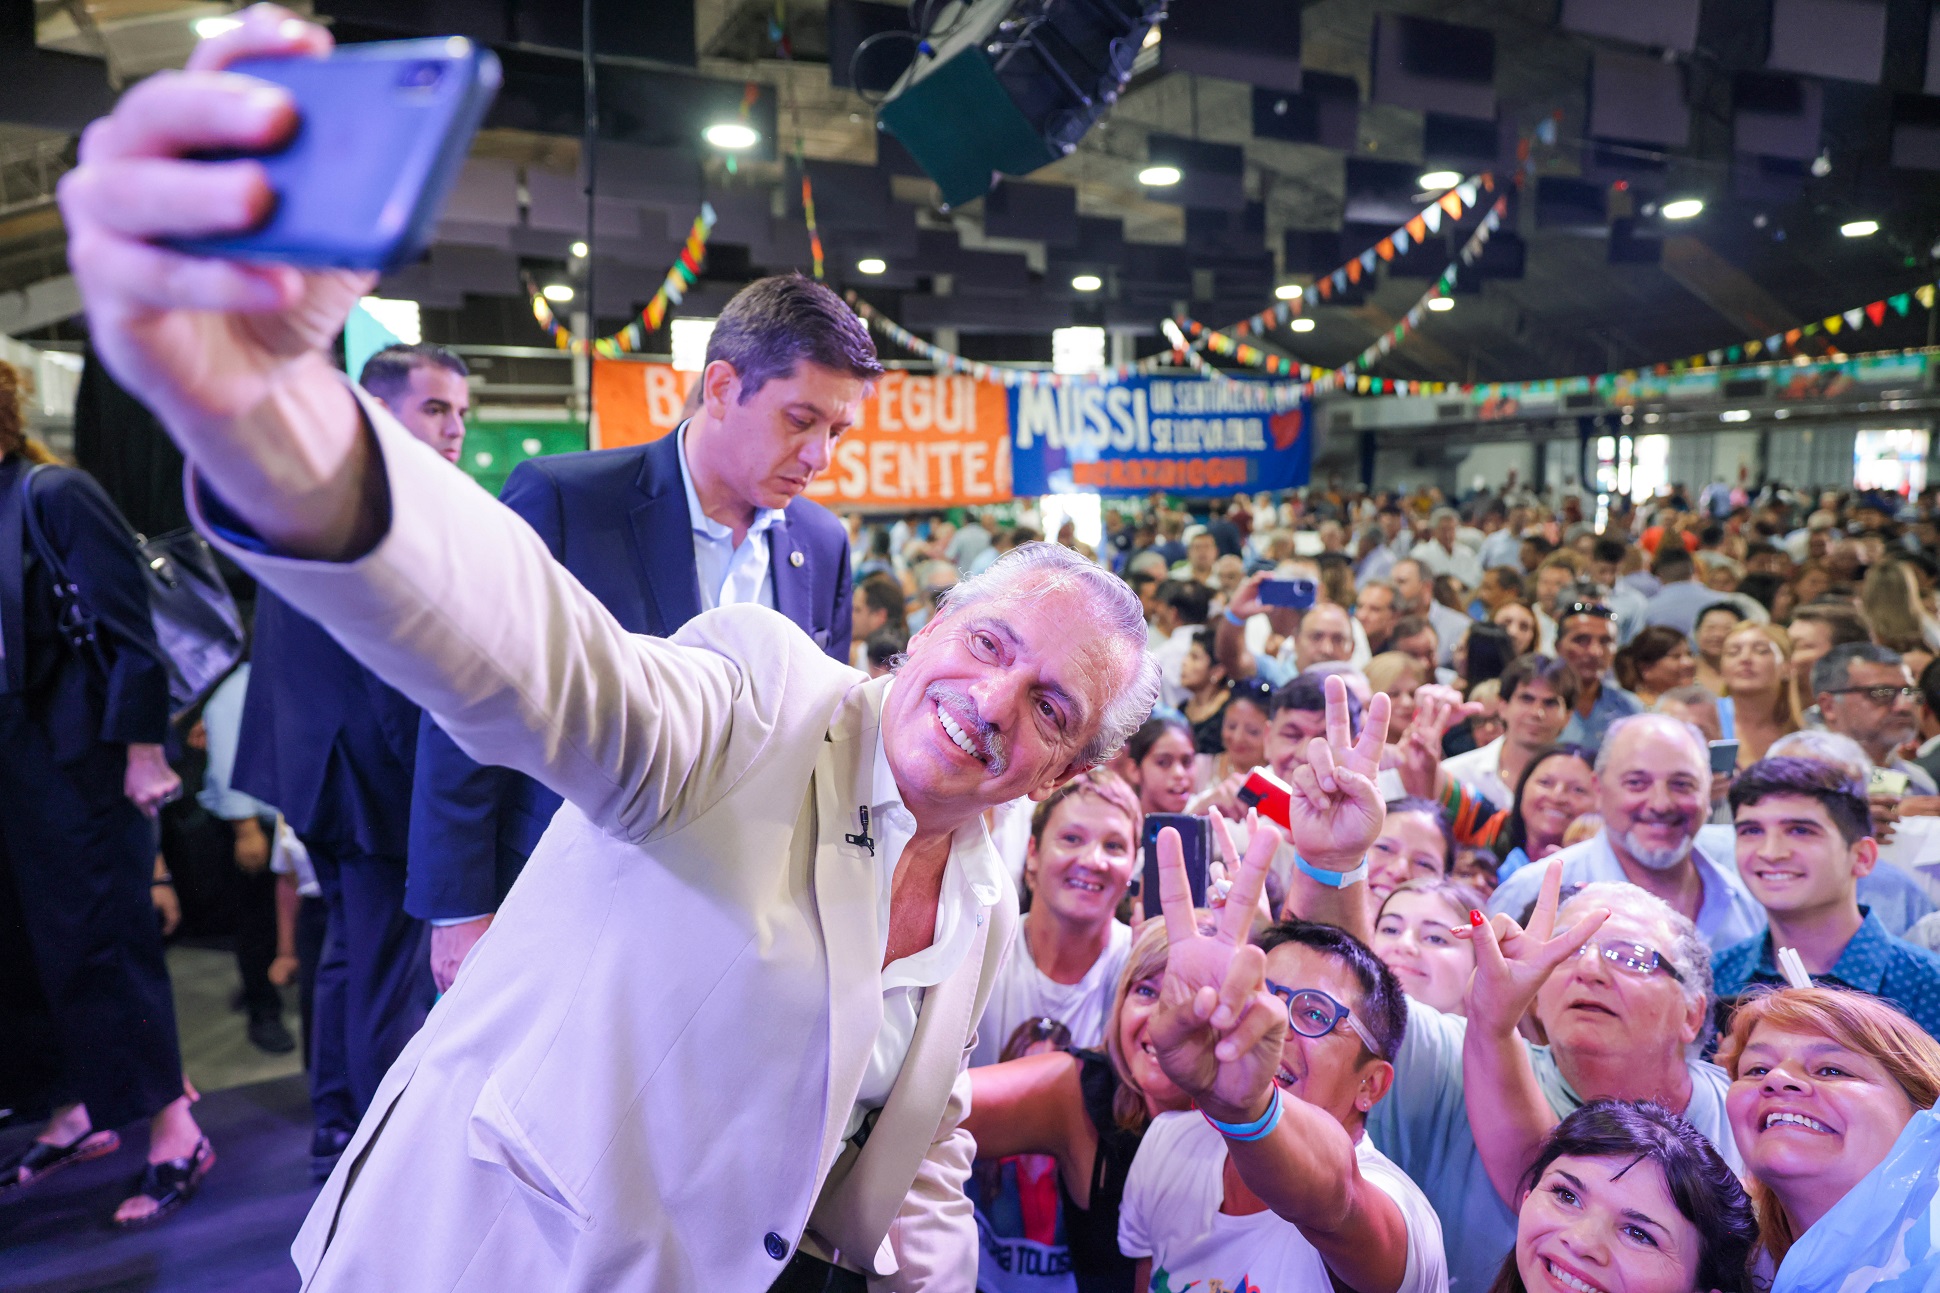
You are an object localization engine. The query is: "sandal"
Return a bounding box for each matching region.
[113,1137,214,1228]
[0,1129,122,1196]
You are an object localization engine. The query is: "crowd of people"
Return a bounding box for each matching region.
[9,20,1940,1288]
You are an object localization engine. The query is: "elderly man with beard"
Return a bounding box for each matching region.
[57,13,1163,1287]
[1486,715,1765,951]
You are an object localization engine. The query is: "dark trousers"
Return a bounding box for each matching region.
[232,861,280,1018]
[296,892,328,1071]
[767,1253,868,1293]
[306,842,432,1137]
[0,699,183,1130]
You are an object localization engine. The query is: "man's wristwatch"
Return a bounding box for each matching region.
[1295,853,1368,889]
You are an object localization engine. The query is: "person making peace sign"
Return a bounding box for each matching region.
[1118,676,1450,1293]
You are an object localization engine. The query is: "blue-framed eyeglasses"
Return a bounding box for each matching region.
[1266,980,1381,1055]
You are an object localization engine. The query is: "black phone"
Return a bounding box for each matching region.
[1708,740,1740,775]
[168,38,501,271]
[1259,578,1318,610]
[1140,813,1210,912]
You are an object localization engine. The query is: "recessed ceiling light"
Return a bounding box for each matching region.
[1841,219,1879,237]
[1662,198,1704,220]
[1719,408,1751,422]
[1138,165,1182,186]
[1289,317,1316,332]
[1275,284,1303,301]
[569,241,588,258]
[1141,24,1161,48]
[541,283,574,303]
[857,257,887,275]
[1071,273,1102,292]
[703,122,760,150]
[193,15,241,37]
[1417,170,1461,191]
[1427,296,1455,312]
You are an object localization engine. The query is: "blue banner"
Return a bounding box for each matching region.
[1008,375,1312,497]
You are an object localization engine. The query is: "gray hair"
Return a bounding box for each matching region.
[1768,729,1874,780]
[1594,713,1710,776]
[1654,684,1719,716]
[1811,640,1904,697]
[1560,880,1711,1021]
[928,541,1160,769]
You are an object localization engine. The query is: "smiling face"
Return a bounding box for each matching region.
[1265,705,1327,781]
[1515,1155,1704,1293]
[1504,678,1573,753]
[1520,753,1599,853]
[1365,810,1448,908]
[1726,1022,1918,1230]
[882,585,1126,826]
[1640,642,1697,696]
[698,359,865,511]
[1694,609,1740,665]
[1559,613,1618,690]
[1598,721,1710,872]
[1496,602,1538,655]
[1130,725,1196,815]
[1534,908,1702,1065]
[1116,970,1187,1106]
[1263,942,1389,1130]
[1220,697,1268,775]
[1024,792,1138,927]
[1373,889,1475,1015]
[1733,793,1874,921]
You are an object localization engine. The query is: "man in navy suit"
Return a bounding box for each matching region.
[409,274,864,993]
[234,342,470,1176]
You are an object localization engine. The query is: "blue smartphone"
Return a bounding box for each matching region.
[1140,813,1210,911]
[168,38,501,272]
[1258,577,1318,610]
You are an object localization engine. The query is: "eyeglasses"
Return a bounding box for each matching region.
[1823,685,1919,704]
[1573,939,1684,982]
[1266,981,1382,1054]
[1560,601,1618,621]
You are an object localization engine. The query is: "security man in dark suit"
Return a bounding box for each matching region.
[0,368,212,1228]
[409,274,863,991]
[234,342,469,1178]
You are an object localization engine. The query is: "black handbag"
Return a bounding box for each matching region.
[20,463,245,718]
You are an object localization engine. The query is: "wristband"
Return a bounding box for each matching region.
[1295,853,1368,889]
[1223,608,1246,627]
[1204,1089,1284,1142]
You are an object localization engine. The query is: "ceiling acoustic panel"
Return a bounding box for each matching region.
[1559,0,1701,53]
[1157,0,1301,93]
[1589,48,1691,147]
[1734,73,1824,161]
[1767,0,1887,84]
[1370,15,1496,122]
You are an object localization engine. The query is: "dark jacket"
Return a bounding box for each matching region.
[0,454,169,762]
[404,433,854,922]
[233,587,421,857]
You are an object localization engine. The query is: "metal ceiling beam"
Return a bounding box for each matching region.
[0,272,79,334]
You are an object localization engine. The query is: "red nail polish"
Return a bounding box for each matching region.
[1469,909,1485,926]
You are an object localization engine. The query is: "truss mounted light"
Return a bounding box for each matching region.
[703,122,760,151]
[1662,198,1704,220]
[1138,165,1182,186]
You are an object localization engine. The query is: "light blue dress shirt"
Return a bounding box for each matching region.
[678,425,785,611]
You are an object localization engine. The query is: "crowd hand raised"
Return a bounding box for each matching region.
[1408,684,1482,746]
[1456,861,1608,1037]
[1225,571,1272,621]
[1145,820,1288,1122]
[59,7,371,442]
[1283,674,1391,872]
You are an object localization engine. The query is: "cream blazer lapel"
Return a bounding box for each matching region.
[809,908,989,1276]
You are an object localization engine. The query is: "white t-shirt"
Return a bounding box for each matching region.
[1119,1109,1449,1293]
[970,914,1134,1068]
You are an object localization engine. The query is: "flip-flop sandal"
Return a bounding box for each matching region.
[113,1137,214,1228]
[0,1129,122,1196]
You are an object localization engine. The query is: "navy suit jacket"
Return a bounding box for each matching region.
[234,586,421,857]
[403,432,853,922]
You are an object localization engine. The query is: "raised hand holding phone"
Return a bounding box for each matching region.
[1145,818,1288,1122]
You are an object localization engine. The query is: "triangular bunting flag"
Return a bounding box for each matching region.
[1919,284,1937,309]
[1332,268,1348,293]
[1726,346,1742,363]
[1866,300,1887,326]
[1377,238,1396,262]
[1423,204,1443,234]
[1394,228,1411,254]
[1360,249,1378,273]
[1765,334,1782,352]
[1784,329,1801,346]
[1347,259,1363,284]
[1407,215,1428,243]
[1891,293,1912,316]
[1456,180,1478,209]
[1440,191,1464,218]
[1746,340,1763,357]
[1824,316,1842,334]
[1843,308,1863,329]
[1802,321,1820,336]
[1707,350,1723,365]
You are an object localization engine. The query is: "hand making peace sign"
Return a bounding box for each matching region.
[1457,859,1610,1037]
[1282,674,1392,873]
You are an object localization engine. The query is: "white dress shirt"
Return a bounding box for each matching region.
[1157,623,1201,710]
[850,689,1007,1139]
[679,424,785,611]
[1441,736,1511,811]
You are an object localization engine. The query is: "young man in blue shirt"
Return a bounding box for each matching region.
[1712,757,1940,1042]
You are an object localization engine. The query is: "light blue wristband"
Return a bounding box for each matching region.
[1204,1089,1284,1142]
[1223,608,1246,627]
[1296,853,1369,889]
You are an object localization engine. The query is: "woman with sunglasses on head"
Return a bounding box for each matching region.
[1716,986,1940,1291]
[965,917,1198,1293]
[1121,681,1449,1293]
[1490,1099,1758,1293]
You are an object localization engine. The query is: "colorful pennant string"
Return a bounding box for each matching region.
[529,203,718,357]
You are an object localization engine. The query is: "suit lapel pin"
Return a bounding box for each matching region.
[789,550,804,568]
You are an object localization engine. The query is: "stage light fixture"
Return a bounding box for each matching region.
[703,123,760,150]
[1662,198,1704,219]
[1138,165,1182,186]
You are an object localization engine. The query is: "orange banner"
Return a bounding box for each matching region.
[592,361,1011,508]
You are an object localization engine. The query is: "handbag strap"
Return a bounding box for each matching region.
[18,463,97,648]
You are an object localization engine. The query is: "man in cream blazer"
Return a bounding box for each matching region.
[57,14,1163,1287]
